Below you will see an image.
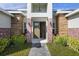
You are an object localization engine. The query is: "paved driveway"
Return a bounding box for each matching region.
[28,43,50,56]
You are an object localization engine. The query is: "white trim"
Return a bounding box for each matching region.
[32,39,48,43]
[0,8,14,17]
[65,9,79,17]
[8,11,26,16]
[17,9,27,11]
[56,10,72,15]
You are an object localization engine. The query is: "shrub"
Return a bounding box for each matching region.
[67,37,79,53]
[11,35,26,47]
[53,35,79,53]
[0,38,10,53]
[53,35,68,46]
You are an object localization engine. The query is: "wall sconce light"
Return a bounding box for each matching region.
[50,22,53,27]
[28,22,32,27]
[17,16,20,21]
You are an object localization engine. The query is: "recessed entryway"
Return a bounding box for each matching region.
[32,17,47,43]
[33,22,46,39]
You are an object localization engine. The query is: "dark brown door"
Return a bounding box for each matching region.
[40,22,46,39]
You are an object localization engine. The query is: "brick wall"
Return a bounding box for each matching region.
[0,28,10,38]
[56,14,68,35]
[68,28,79,39]
[11,14,24,35]
[48,18,52,43]
[26,18,32,43]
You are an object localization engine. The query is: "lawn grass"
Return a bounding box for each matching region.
[47,43,79,56]
[0,43,31,56]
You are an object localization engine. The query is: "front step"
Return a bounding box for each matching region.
[32,39,48,43]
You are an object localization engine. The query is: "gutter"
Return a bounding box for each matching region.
[8,11,26,16]
[0,8,14,17]
[65,9,79,17]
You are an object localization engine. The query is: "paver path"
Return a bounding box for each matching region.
[28,43,50,56]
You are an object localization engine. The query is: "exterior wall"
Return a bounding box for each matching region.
[47,3,52,43]
[11,14,24,35]
[68,28,79,39]
[0,12,11,38]
[27,3,52,43]
[68,13,79,28]
[0,12,11,28]
[68,13,79,39]
[56,14,68,35]
[0,28,10,38]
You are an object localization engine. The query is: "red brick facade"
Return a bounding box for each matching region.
[0,28,10,38]
[0,13,25,38]
[48,18,52,43]
[26,18,32,43]
[68,28,79,39]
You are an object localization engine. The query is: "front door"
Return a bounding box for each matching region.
[33,21,46,39]
[40,22,46,39]
[33,22,40,39]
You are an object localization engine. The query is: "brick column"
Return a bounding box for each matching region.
[56,14,68,35]
[0,28,10,38]
[11,14,24,35]
[26,18,32,43]
[47,18,52,43]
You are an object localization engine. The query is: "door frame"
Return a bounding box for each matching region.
[31,17,48,43]
[33,21,46,39]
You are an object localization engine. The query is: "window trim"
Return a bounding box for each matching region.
[31,3,47,13]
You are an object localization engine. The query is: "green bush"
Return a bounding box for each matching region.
[11,35,26,47]
[0,38,10,53]
[53,35,68,46]
[53,35,79,53]
[67,37,79,53]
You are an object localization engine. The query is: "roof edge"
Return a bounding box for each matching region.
[65,9,79,17]
[0,8,14,17]
[8,11,26,16]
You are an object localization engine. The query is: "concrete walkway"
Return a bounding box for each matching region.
[28,43,50,56]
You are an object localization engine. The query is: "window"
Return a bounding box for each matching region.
[32,3,47,12]
[52,22,57,35]
[32,3,39,12]
[40,4,47,12]
[24,23,27,33]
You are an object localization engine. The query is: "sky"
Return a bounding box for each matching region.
[0,3,27,10]
[53,3,79,10]
[0,3,79,10]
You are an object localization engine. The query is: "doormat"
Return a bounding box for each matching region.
[32,43,41,48]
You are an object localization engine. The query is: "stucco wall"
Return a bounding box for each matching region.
[68,13,79,28]
[0,12,11,28]
[0,12,11,38]
[27,3,52,18]
[68,13,79,39]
